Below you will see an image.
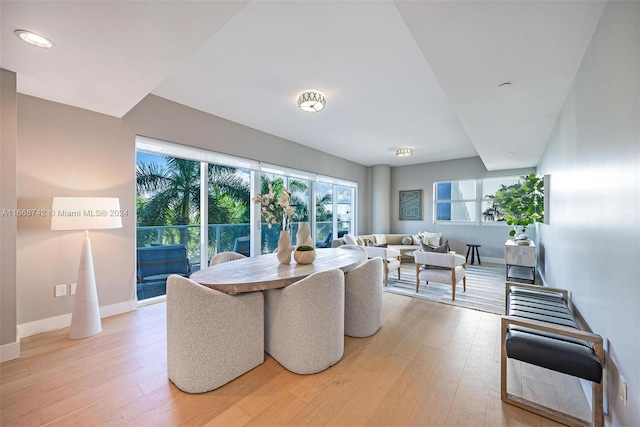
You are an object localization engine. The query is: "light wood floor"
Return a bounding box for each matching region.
[1,292,590,426]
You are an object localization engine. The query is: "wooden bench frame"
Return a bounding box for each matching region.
[501,282,604,427]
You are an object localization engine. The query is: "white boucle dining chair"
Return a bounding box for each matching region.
[344,257,383,338]
[166,275,263,393]
[209,251,246,266]
[263,269,345,375]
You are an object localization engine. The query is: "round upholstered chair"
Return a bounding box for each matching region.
[344,257,383,337]
[263,269,345,374]
[166,275,264,393]
[209,251,246,266]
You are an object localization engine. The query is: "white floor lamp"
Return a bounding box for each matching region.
[51,197,122,339]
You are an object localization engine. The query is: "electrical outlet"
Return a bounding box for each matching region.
[619,375,627,406]
[70,283,77,295]
[54,284,67,297]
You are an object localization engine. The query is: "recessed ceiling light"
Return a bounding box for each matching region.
[507,152,514,156]
[498,82,512,88]
[396,147,413,157]
[297,90,326,113]
[14,30,54,48]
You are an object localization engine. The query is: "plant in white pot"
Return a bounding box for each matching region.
[488,174,544,241]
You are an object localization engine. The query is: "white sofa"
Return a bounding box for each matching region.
[331,232,444,260]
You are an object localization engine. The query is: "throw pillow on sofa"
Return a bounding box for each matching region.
[421,240,449,253]
[373,234,387,245]
[402,236,412,245]
[343,233,358,245]
[433,241,450,253]
[421,232,442,247]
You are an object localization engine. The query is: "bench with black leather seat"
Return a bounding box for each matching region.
[137,244,191,300]
[501,282,604,427]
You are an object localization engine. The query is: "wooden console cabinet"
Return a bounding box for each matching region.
[505,239,536,283]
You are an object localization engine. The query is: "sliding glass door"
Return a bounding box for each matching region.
[135,136,357,302]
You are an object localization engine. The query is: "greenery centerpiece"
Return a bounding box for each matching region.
[293,245,316,264]
[484,174,544,240]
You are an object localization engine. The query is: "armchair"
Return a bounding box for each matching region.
[363,246,401,286]
[413,251,466,300]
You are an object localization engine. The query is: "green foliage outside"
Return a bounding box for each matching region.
[483,174,544,237]
[136,156,335,258]
[136,156,251,261]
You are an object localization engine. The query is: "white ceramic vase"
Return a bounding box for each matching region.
[277,230,294,264]
[295,221,314,247]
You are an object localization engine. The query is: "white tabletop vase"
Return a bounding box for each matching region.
[277,230,294,264]
[295,221,314,247]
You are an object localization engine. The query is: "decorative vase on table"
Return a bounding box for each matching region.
[295,221,314,248]
[294,247,316,264]
[277,230,294,265]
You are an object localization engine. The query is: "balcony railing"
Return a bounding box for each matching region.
[135,222,350,301]
[136,221,350,262]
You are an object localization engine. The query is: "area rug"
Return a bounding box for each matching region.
[384,263,507,315]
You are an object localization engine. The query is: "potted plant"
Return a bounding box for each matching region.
[489,174,544,240]
[294,245,316,264]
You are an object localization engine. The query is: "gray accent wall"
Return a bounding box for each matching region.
[536,2,639,425]
[390,157,535,259]
[17,95,136,324]
[1,69,18,356]
[13,93,369,330]
[371,164,391,233]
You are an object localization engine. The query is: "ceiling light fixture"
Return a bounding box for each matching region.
[498,81,512,88]
[14,30,54,49]
[396,147,413,157]
[297,90,326,112]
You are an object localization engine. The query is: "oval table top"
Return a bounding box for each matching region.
[189,247,366,294]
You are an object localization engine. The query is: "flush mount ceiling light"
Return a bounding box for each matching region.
[297,90,326,112]
[498,81,512,88]
[396,147,413,157]
[14,30,54,48]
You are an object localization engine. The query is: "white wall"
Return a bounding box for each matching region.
[537,2,639,425]
[390,157,535,259]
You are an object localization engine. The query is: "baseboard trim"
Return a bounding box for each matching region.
[17,300,137,339]
[0,341,20,363]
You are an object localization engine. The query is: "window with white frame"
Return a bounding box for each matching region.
[434,180,477,222]
[434,176,521,224]
[135,136,357,280]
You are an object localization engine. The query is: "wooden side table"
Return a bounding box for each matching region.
[505,240,536,283]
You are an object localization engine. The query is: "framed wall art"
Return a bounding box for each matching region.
[399,190,422,220]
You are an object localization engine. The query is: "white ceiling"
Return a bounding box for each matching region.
[0,1,605,170]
